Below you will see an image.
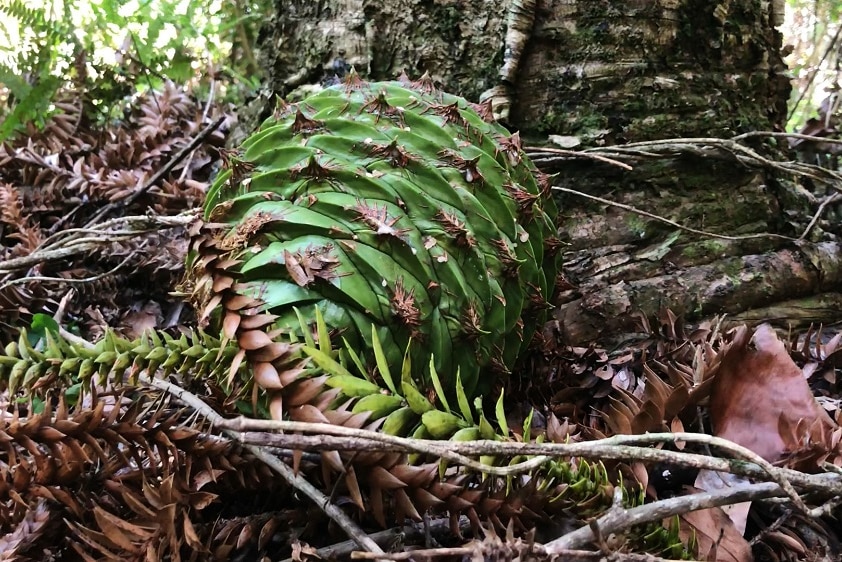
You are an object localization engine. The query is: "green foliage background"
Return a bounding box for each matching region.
[783,0,842,130]
[0,0,270,140]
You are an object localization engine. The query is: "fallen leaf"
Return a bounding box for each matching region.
[694,470,752,535]
[673,491,753,562]
[709,324,837,462]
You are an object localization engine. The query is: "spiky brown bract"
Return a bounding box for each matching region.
[190,72,561,402]
[0,327,688,558]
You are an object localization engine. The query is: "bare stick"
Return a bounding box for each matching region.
[144,376,384,556]
[543,481,784,553]
[0,213,195,274]
[524,147,633,170]
[731,131,842,145]
[551,185,798,242]
[800,192,841,240]
[217,417,842,497]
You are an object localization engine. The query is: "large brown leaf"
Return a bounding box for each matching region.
[710,324,837,463]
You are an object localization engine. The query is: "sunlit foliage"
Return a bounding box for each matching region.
[0,0,269,139]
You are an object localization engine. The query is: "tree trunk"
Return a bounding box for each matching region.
[254,0,842,344]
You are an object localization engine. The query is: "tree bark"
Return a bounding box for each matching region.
[255,0,842,344]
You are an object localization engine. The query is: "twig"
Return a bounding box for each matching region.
[0,213,195,274]
[528,136,842,191]
[551,185,798,242]
[731,131,842,146]
[245,445,385,556]
[542,481,785,553]
[354,547,686,562]
[217,418,842,497]
[144,376,384,556]
[800,192,841,240]
[0,256,132,292]
[279,518,473,562]
[36,213,192,252]
[748,508,792,546]
[585,137,842,186]
[524,147,633,170]
[83,115,226,226]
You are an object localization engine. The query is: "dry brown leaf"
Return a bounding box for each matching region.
[674,497,753,562]
[182,516,204,551]
[291,539,322,562]
[710,324,837,462]
[694,470,752,535]
[91,506,143,553]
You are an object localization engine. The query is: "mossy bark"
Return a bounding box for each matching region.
[254,0,842,344]
[514,0,791,143]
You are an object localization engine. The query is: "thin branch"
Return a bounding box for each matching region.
[279,518,472,562]
[0,256,132,292]
[528,136,842,191]
[542,481,785,553]
[216,417,842,497]
[800,192,841,240]
[354,547,686,562]
[523,147,633,170]
[551,185,797,242]
[144,376,384,556]
[0,212,195,274]
[731,131,842,146]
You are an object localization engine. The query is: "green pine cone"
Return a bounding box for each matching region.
[197,73,560,398]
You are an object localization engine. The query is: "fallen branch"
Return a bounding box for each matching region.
[0,212,196,274]
[146,376,385,556]
[541,480,785,553]
[216,416,842,499]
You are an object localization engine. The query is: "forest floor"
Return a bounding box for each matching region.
[1,83,841,562]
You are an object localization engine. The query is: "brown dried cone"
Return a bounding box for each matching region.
[184,219,306,419]
[0,393,289,560]
[0,81,226,342]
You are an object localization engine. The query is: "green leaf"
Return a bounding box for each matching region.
[372,323,396,395]
[28,313,59,346]
[293,307,316,348]
[327,374,383,397]
[340,337,370,381]
[428,355,450,413]
[314,306,332,352]
[495,388,509,437]
[522,408,534,441]
[455,369,473,423]
[401,362,434,415]
[302,345,354,379]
